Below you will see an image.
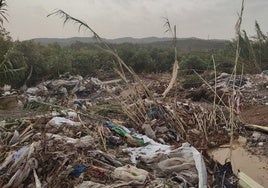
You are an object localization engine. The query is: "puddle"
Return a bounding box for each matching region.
[209,143,268,187]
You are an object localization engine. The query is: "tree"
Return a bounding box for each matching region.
[253,21,268,70]
[0,0,13,86]
[180,55,208,75]
[127,48,152,73]
[0,0,8,29]
[40,43,72,79]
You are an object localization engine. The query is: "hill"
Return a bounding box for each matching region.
[29,36,229,52]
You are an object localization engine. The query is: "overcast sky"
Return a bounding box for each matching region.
[4,0,268,40]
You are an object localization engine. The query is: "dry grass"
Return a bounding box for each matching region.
[226,0,244,161]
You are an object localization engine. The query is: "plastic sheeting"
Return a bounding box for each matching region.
[124,136,207,188]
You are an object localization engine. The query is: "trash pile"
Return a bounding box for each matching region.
[0,116,207,187]
[187,72,268,106]
[1,72,267,187]
[0,85,19,110]
[23,73,106,107]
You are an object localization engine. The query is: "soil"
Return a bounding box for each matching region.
[240,104,268,127]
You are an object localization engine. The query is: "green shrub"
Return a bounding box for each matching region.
[180,55,208,75]
[182,74,203,89]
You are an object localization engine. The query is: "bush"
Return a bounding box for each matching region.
[182,74,203,89]
[180,55,208,75]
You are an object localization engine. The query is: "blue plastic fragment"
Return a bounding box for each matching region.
[69,165,90,177]
[12,146,27,161]
[147,107,165,117]
[0,170,5,175]
[73,100,83,107]
[127,128,135,132]
[104,121,116,128]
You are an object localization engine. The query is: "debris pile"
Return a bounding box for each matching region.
[187,73,268,106]
[0,115,207,187]
[0,72,267,187]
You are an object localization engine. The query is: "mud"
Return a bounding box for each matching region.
[209,143,268,187]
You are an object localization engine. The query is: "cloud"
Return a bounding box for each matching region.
[5,0,268,40]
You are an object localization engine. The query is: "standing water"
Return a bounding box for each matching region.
[209,142,268,187]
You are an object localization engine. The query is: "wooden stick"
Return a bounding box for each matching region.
[244,124,268,134]
[238,171,264,188]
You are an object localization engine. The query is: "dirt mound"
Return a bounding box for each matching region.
[240,105,268,127]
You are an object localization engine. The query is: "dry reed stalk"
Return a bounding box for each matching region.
[164,107,187,136]
[97,124,107,151]
[19,123,33,139]
[121,88,146,122]
[194,113,208,141]
[217,105,229,127]
[227,0,244,162]
[194,70,228,109]
[77,114,92,135]
[33,169,42,188]
[104,85,143,123]
[212,55,218,127]
[161,21,188,135]
[162,22,180,98]
[120,101,144,125]
[112,52,155,101]
[162,60,179,97]
[191,0,245,158]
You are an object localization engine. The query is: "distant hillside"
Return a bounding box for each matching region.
[29,37,171,45]
[147,38,229,52]
[29,37,229,52]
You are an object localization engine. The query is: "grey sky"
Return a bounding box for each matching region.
[5,0,268,40]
